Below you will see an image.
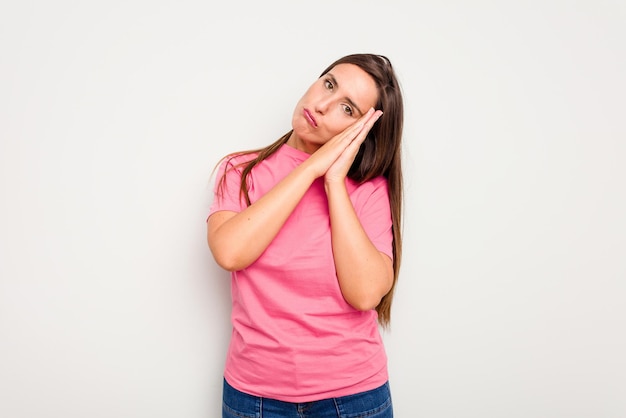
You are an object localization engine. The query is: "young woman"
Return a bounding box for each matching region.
[207,53,404,417]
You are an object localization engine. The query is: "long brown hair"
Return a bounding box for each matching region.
[217,53,404,327]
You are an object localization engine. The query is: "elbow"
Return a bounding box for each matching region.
[339,253,394,312]
[341,273,393,312]
[213,258,239,272]
[208,239,248,272]
[207,231,248,271]
[209,249,248,272]
[350,300,380,312]
[344,292,384,312]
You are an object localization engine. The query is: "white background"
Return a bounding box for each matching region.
[1,1,624,417]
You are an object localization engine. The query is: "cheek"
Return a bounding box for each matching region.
[327,106,356,132]
[325,116,353,138]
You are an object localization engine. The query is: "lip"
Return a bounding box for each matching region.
[303,108,317,128]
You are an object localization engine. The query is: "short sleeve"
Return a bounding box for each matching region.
[353,177,394,260]
[208,156,250,217]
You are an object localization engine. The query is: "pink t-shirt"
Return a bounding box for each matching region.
[208,143,393,402]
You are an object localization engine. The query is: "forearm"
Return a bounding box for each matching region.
[208,163,317,271]
[326,182,393,311]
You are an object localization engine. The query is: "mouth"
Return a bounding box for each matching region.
[303,108,317,128]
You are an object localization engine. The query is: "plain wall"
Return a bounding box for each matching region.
[1,1,624,417]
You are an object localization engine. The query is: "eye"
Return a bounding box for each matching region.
[342,104,354,116]
[324,78,334,90]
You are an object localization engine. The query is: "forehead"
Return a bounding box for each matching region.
[327,63,378,110]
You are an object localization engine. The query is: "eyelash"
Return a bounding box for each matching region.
[324,78,354,116]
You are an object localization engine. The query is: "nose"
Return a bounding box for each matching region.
[314,96,332,115]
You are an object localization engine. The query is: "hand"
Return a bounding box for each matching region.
[302,108,383,181]
[324,108,383,185]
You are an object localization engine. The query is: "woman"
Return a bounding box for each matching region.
[207,53,404,417]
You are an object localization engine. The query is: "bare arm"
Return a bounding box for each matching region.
[324,109,393,310]
[326,182,394,311]
[207,161,318,271]
[207,109,379,271]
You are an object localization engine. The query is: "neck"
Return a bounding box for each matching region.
[286,132,320,155]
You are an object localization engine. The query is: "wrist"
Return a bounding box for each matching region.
[324,177,347,195]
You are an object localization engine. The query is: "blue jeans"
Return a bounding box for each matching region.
[222,378,393,417]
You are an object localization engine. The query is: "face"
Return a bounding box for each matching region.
[289,63,379,154]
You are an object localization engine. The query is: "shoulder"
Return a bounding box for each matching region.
[347,176,390,212]
[220,151,260,168]
[348,175,389,195]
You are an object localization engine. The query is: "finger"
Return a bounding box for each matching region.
[323,108,379,151]
[362,109,383,130]
[352,110,383,145]
[356,108,376,131]
[340,108,376,141]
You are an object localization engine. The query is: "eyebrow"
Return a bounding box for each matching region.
[327,73,365,117]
